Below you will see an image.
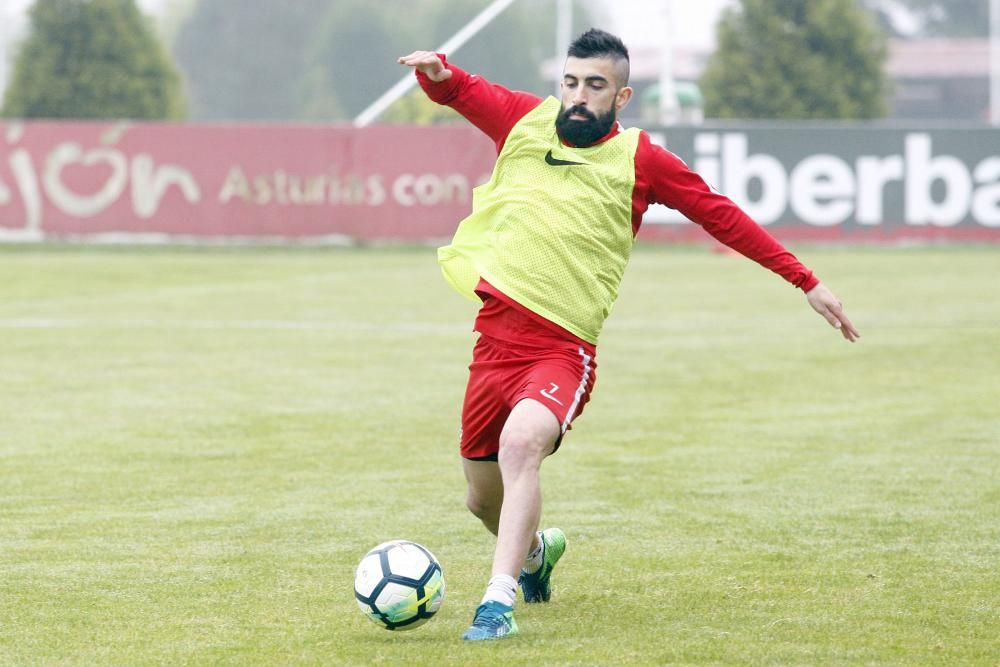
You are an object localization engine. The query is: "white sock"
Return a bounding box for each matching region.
[522,532,544,574]
[480,574,518,607]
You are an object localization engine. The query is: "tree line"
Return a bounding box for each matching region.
[0,0,987,123]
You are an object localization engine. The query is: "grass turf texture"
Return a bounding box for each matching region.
[0,245,997,665]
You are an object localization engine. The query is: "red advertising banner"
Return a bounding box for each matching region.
[1,121,998,243]
[0,121,496,242]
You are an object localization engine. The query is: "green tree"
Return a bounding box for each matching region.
[381,88,463,125]
[2,0,185,120]
[307,0,596,123]
[155,0,198,46]
[295,0,401,121]
[700,0,889,120]
[173,0,595,122]
[173,0,330,121]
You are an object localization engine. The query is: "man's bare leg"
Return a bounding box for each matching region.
[492,398,559,580]
[462,458,503,535]
[461,399,558,640]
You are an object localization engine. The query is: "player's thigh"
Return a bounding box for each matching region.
[460,337,509,460]
[515,350,596,442]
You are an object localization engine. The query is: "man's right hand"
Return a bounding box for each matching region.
[397,51,452,82]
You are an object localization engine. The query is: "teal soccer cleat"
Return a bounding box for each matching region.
[518,528,567,603]
[461,600,519,641]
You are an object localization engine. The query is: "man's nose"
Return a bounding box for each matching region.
[571,89,587,107]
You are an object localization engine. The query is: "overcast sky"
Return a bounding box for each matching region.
[0,0,734,92]
[2,0,734,48]
[606,0,734,49]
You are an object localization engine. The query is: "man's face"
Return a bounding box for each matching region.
[557,56,633,147]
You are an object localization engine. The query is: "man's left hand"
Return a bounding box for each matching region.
[806,282,860,342]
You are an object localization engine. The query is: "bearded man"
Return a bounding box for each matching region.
[397,28,859,642]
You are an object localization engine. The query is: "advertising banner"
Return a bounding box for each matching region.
[0,121,496,242]
[643,124,1000,242]
[1,120,998,243]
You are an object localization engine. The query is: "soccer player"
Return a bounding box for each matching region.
[398,28,859,642]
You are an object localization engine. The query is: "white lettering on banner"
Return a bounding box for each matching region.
[693,133,721,189]
[218,167,472,208]
[972,158,1000,225]
[9,149,43,234]
[218,167,388,207]
[0,157,8,204]
[721,134,787,223]
[0,128,202,233]
[670,132,1000,228]
[392,173,469,207]
[1,124,43,236]
[789,155,855,226]
[42,144,201,220]
[855,155,904,225]
[905,134,972,226]
[44,143,129,217]
[130,154,201,219]
[367,176,387,206]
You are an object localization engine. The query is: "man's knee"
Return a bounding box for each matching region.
[497,430,550,470]
[498,407,560,471]
[465,489,501,521]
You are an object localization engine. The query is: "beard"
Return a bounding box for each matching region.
[555,104,617,147]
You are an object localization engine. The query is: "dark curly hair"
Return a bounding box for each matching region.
[567,29,630,85]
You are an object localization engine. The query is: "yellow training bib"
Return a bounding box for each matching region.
[439,96,639,344]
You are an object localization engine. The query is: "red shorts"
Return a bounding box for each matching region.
[460,334,597,460]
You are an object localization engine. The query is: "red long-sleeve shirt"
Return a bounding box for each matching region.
[417,58,819,349]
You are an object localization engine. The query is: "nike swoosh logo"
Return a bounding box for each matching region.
[540,382,565,406]
[544,149,585,166]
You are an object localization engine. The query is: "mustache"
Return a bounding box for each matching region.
[560,105,597,121]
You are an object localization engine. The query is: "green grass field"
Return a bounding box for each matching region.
[1,245,997,665]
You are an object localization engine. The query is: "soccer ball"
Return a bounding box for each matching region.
[354,540,445,631]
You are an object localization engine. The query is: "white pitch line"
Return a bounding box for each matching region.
[0,318,470,334]
[4,317,993,334]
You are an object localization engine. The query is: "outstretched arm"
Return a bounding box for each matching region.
[635,135,860,343]
[397,51,541,152]
[806,282,860,342]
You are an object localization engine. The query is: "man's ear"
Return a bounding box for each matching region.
[616,86,633,112]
